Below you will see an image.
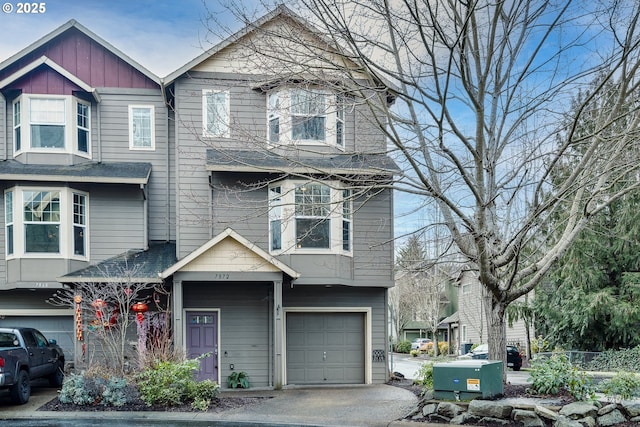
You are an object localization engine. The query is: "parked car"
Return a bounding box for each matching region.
[0,327,65,404]
[459,343,522,371]
[411,338,432,351]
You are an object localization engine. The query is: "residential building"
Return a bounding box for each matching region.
[0,6,398,388]
[451,269,532,356]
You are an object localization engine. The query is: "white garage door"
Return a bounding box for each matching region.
[0,316,74,362]
[286,312,365,385]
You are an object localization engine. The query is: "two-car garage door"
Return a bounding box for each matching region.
[286,312,365,385]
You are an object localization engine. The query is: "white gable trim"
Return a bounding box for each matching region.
[159,228,300,279]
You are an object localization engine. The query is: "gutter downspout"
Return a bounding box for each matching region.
[160,79,171,242]
[141,183,148,250]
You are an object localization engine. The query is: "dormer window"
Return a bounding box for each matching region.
[13,95,91,157]
[267,88,345,148]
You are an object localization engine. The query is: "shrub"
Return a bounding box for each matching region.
[227,371,250,389]
[409,350,420,357]
[59,373,95,405]
[59,372,137,407]
[136,356,220,409]
[528,353,595,401]
[101,377,137,407]
[600,372,640,402]
[588,346,640,373]
[395,340,411,353]
[438,342,449,355]
[413,361,434,390]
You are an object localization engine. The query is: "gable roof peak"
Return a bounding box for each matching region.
[0,18,160,85]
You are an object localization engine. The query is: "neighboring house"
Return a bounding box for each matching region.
[454,269,532,356]
[0,6,398,389]
[0,20,168,360]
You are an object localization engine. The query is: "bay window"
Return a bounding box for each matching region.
[4,187,88,259]
[267,88,345,148]
[13,95,91,156]
[268,180,352,254]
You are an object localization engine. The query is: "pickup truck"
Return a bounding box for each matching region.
[0,327,65,404]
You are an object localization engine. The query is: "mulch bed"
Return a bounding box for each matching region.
[39,395,269,413]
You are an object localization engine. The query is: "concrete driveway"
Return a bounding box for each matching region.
[1,384,419,427]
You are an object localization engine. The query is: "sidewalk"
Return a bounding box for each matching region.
[1,383,421,427]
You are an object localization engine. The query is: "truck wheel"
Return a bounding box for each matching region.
[48,361,64,387]
[9,370,31,404]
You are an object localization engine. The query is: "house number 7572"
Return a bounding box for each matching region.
[214,273,230,280]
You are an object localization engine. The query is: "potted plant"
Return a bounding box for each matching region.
[227,371,250,389]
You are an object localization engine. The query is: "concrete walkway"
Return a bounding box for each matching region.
[1,383,422,427]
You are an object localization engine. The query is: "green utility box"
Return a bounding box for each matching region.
[433,360,503,400]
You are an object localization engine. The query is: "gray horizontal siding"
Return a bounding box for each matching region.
[89,185,146,260]
[97,91,171,243]
[182,282,272,388]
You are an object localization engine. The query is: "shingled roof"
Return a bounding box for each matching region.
[58,242,176,284]
[0,160,152,184]
[206,149,399,175]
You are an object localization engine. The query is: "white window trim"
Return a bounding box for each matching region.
[13,94,91,158]
[128,105,156,150]
[5,186,89,260]
[202,89,230,138]
[266,88,344,150]
[268,180,352,255]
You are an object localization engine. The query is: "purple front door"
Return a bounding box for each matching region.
[186,312,218,382]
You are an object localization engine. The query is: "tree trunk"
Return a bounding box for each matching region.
[484,293,508,382]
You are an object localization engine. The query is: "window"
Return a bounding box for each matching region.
[13,95,90,156]
[461,325,468,342]
[77,103,90,153]
[203,90,229,138]
[129,105,155,150]
[73,193,86,256]
[295,183,330,248]
[269,186,282,251]
[30,98,65,148]
[13,101,20,152]
[23,190,61,253]
[4,187,88,259]
[291,89,326,141]
[342,189,351,251]
[462,284,471,294]
[267,88,345,148]
[336,95,345,147]
[268,180,352,254]
[268,92,280,144]
[5,191,13,255]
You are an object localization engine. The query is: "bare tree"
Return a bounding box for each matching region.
[204,0,640,376]
[47,261,171,376]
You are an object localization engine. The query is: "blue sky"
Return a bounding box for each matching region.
[0,0,258,76]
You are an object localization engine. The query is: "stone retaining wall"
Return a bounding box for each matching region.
[408,397,640,426]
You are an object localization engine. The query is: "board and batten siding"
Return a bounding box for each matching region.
[96,89,172,242]
[182,282,273,388]
[283,286,389,384]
